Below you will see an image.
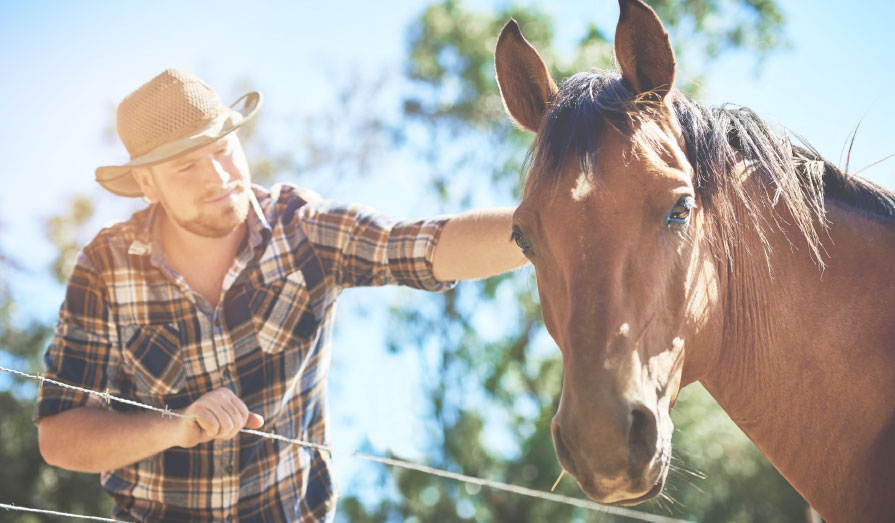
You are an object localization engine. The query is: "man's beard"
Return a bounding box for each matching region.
[164,187,251,238]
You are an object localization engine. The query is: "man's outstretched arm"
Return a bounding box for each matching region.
[432,207,527,282]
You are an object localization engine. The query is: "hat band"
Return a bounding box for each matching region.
[128,110,242,166]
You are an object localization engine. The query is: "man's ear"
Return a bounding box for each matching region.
[131,167,159,204]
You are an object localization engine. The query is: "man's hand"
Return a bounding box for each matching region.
[176,387,265,448]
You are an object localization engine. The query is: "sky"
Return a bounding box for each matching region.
[1,0,893,514]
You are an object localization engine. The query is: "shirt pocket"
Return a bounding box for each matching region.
[248,270,320,355]
[121,323,187,405]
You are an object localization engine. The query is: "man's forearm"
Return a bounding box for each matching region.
[38,387,263,474]
[38,406,186,473]
[432,207,528,281]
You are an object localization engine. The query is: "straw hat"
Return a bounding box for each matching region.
[95,69,262,197]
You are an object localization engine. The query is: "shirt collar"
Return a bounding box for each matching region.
[246,185,272,251]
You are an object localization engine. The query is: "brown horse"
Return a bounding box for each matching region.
[494,1,895,520]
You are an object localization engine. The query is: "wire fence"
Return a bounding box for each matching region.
[0,364,692,523]
[0,502,122,522]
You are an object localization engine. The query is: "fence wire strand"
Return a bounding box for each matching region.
[0,502,123,522]
[0,364,691,523]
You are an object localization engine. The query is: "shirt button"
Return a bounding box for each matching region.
[225,464,234,474]
[214,318,222,327]
[222,367,231,378]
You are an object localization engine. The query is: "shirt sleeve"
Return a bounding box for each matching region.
[297,198,457,292]
[34,250,119,423]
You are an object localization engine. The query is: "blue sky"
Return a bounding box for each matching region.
[1,0,893,513]
[1,0,891,261]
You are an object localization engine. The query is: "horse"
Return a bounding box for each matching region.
[493,1,895,520]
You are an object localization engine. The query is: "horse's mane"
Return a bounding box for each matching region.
[527,69,895,265]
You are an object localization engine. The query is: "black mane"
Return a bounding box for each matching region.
[526,69,895,263]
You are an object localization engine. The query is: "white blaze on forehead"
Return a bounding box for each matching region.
[570,172,594,202]
[618,323,630,337]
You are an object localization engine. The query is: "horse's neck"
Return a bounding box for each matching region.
[701,200,895,521]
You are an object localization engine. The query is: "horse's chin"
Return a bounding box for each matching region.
[575,458,669,506]
[606,478,666,506]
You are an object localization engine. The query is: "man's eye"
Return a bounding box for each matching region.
[511,227,534,256]
[177,163,196,173]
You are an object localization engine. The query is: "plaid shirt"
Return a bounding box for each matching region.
[35,184,453,522]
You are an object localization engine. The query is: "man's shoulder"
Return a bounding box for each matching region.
[255,183,324,226]
[78,207,153,270]
[268,182,321,203]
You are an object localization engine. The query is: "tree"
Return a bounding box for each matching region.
[0,203,113,522]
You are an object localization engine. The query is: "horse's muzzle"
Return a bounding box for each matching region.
[551,403,667,505]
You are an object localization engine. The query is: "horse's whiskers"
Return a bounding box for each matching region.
[550,469,566,492]
[667,471,705,493]
[659,491,681,507]
[667,457,708,480]
[674,466,707,480]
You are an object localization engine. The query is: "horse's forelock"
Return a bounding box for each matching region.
[523,71,634,199]
[524,70,679,198]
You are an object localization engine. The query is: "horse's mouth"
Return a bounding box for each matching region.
[573,464,667,506]
[552,419,672,506]
[574,452,670,506]
[606,477,665,506]
[609,443,672,505]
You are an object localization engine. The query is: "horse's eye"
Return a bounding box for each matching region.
[666,196,695,227]
[511,226,534,256]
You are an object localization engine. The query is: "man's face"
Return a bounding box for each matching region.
[137,133,252,238]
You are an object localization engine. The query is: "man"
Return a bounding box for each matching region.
[34,69,526,521]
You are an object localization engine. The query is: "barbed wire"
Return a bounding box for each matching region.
[0,364,691,523]
[0,502,123,522]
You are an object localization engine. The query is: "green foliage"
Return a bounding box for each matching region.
[0,240,112,521]
[0,392,112,523]
[405,1,566,128]
[44,195,95,284]
[648,0,787,61]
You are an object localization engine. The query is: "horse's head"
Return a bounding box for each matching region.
[496,0,723,505]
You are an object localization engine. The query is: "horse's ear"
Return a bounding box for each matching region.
[495,19,558,133]
[614,0,676,98]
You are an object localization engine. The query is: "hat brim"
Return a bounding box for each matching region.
[95,91,262,197]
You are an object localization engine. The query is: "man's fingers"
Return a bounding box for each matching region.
[226,393,250,426]
[193,405,221,438]
[214,403,238,438]
[218,389,264,437]
[246,413,264,429]
[182,388,262,442]
[218,391,249,439]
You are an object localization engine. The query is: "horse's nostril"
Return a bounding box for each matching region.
[628,405,658,467]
